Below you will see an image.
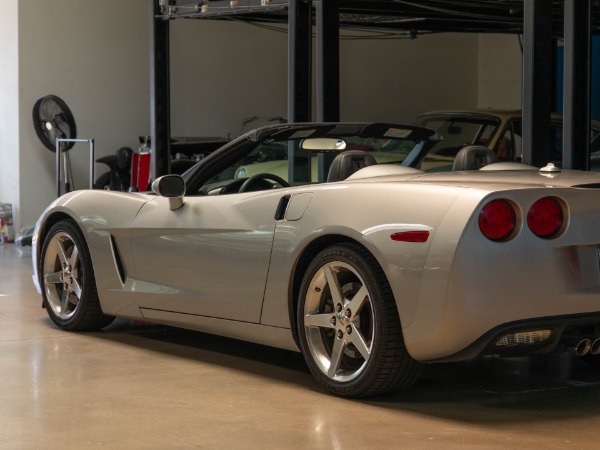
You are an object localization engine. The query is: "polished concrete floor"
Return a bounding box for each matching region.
[2,243,600,449]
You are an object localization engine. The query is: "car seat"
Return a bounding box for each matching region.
[327,150,377,182]
[452,145,499,171]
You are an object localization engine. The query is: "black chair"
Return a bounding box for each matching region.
[452,145,499,171]
[327,150,377,182]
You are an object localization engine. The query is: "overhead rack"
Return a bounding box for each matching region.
[148,0,597,179]
[155,0,600,36]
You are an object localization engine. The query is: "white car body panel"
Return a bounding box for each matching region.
[32,123,600,366]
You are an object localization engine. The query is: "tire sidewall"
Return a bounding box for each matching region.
[40,220,96,330]
[297,244,393,396]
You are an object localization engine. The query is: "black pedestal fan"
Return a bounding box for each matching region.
[32,95,77,193]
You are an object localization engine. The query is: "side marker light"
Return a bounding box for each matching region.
[390,231,430,243]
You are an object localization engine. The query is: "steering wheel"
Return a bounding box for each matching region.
[239,173,290,193]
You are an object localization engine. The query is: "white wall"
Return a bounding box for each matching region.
[340,32,479,122]
[18,0,151,228]
[0,0,19,227]
[169,19,289,139]
[170,24,480,133]
[10,4,490,230]
[478,34,523,110]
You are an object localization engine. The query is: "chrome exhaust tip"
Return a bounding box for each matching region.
[590,337,600,355]
[564,337,591,356]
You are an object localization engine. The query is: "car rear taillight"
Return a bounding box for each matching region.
[527,197,564,238]
[479,199,516,241]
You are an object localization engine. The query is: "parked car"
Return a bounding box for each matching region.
[32,122,600,398]
[415,110,600,170]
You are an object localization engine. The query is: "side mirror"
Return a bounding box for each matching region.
[152,175,185,211]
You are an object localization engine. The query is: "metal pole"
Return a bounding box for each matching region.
[316,0,340,122]
[288,0,312,183]
[522,0,553,167]
[316,0,340,181]
[563,0,591,170]
[55,138,96,196]
[55,140,61,198]
[288,0,312,123]
[150,0,172,180]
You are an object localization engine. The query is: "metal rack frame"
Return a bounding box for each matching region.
[149,0,597,175]
[55,138,95,197]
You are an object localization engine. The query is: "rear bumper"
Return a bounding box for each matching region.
[423,312,600,362]
[403,188,600,362]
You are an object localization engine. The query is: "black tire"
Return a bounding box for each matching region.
[39,220,114,331]
[94,171,111,190]
[297,243,422,398]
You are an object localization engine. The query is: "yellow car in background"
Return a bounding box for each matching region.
[233,111,600,182]
[415,110,600,170]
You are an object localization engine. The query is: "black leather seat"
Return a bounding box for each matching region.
[327,150,377,182]
[452,145,499,171]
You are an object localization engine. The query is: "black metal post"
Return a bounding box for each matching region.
[316,0,340,181]
[522,0,554,167]
[150,0,171,181]
[288,0,312,123]
[563,0,591,170]
[288,0,312,183]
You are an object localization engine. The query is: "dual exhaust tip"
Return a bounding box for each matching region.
[564,336,600,356]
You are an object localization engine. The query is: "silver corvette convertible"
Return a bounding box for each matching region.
[32,122,600,397]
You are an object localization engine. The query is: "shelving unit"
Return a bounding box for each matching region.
[148,0,599,177]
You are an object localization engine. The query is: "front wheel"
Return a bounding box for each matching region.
[40,220,114,331]
[297,243,421,398]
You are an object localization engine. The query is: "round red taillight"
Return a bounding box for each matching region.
[479,199,517,241]
[527,197,563,238]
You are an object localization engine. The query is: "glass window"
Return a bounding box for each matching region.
[495,120,522,161]
[415,115,500,158]
[413,114,500,171]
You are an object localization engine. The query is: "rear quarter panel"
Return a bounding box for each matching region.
[406,187,600,361]
[260,181,485,336]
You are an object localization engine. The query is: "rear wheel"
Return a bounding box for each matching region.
[40,220,114,331]
[297,243,421,397]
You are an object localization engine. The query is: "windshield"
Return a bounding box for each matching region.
[204,137,420,187]
[184,123,438,195]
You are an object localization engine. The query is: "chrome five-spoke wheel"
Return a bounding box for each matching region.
[43,230,83,321]
[298,243,421,398]
[40,220,114,331]
[303,260,374,383]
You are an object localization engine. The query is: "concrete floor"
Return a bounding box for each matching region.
[3,243,600,449]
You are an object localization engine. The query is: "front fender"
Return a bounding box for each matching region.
[32,190,151,298]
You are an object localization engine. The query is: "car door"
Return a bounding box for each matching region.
[127,189,285,323]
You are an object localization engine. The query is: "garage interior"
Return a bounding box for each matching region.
[2,0,600,447]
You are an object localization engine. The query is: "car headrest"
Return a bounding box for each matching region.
[452,145,499,171]
[327,150,377,182]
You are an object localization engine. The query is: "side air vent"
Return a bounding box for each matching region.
[110,235,126,285]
